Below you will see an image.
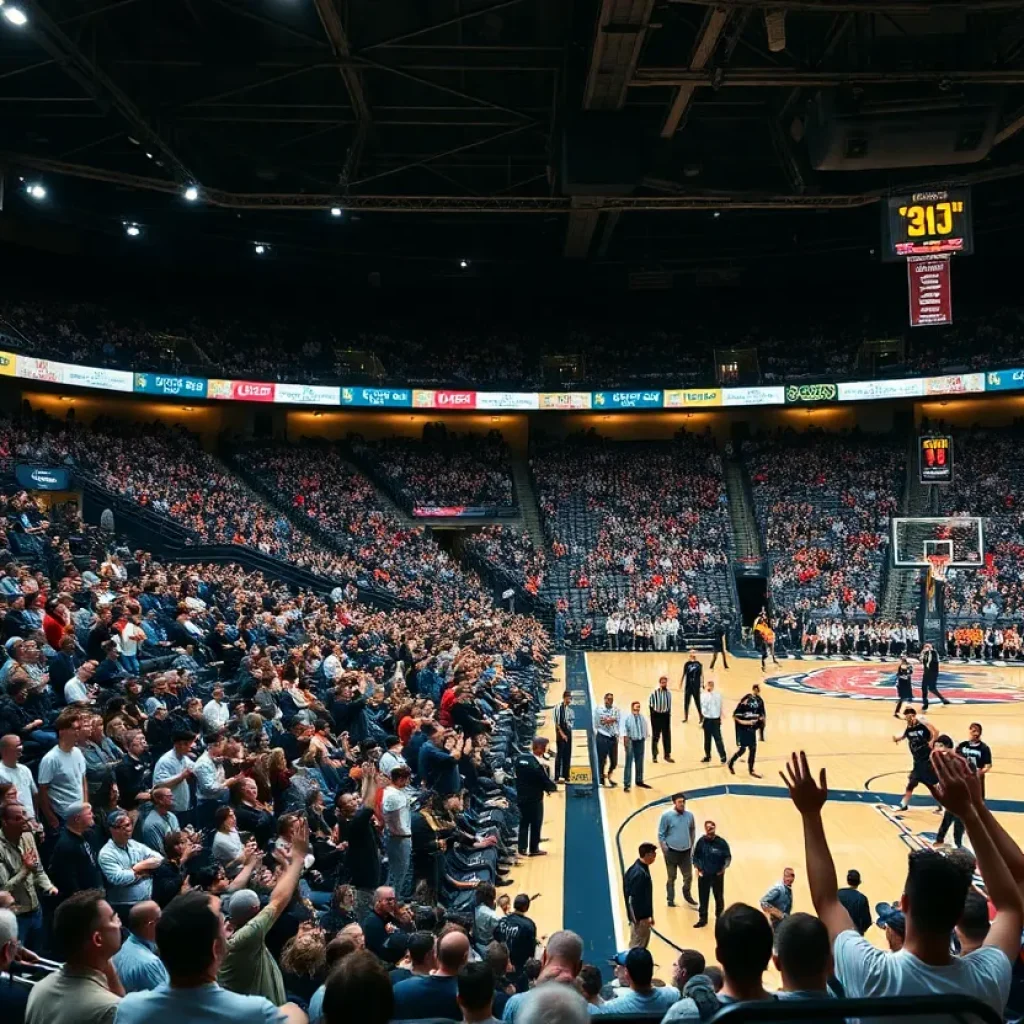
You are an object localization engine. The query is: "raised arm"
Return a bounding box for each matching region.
[267,821,310,919]
[931,749,1024,962]
[781,751,854,943]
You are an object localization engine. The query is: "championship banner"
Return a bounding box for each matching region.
[907,255,952,327]
[664,388,722,408]
[592,390,662,410]
[341,387,412,407]
[784,383,838,404]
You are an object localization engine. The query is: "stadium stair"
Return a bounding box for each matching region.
[724,456,764,573]
[511,455,546,551]
[881,436,927,618]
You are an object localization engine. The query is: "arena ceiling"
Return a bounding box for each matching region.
[4,0,1024,281]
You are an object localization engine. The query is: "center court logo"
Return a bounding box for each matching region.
[764,664,1024,704]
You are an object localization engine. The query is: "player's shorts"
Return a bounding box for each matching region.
[907,759,938,791]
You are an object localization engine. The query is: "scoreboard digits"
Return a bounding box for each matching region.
[885,188,973,260]
[919,435,954,484]
[898,199,964,238]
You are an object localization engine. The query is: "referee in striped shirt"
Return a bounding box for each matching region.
[650,676,674,763]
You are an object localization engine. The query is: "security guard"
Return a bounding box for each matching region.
[514,736,558,856]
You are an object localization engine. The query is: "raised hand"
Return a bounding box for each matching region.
[291,819,311,857]
[780,751,828,815]
[929,748,977,819]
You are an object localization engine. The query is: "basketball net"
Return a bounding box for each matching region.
[927,553,950,584]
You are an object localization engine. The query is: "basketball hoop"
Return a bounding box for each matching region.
[927,553,950,583]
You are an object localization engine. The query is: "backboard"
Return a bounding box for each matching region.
[891,516,985,568]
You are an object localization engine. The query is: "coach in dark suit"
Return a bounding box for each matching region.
[514,737,557,857]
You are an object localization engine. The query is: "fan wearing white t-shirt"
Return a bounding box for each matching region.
[382,766,414,901]
[782,749,1023,1024]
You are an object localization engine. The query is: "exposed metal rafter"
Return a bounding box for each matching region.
[636,67,1024,86]
[311,0,371,184]
[584,0,657,110]
[15,150,1024,211]
[19,0,196,185]
[667,0,1024,12]
[661,7,730,138]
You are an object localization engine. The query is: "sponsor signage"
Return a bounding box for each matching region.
[134,373,208,398]
[0,351,17,376]
[919,435,954,484]
[538,392,593,410]
[18,358,66,384]
[924,372,985,396]
[785,382,838,404]
[206,379,234,400]
[475,391,540,411]
[340,387,412,407]
[722,385,786,407]
[593,390,662,410]
[985,369,1024,392]
[837,378,925,402]
[15,464,71,491]
[65,365,134,392]
[664,388,722,408]
[907,255,952,327]
[208,379,275,402]
[412,389,477,409]
[274,383,341,406]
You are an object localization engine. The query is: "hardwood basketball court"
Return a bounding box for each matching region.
[530,651,1024,979]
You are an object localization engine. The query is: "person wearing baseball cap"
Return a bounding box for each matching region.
[875,901,906,951]
[596,948,680,1015]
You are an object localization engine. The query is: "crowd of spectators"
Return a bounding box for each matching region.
[0,415,493,609]
[6,291,1024,390]
[0,491,557,1024]
[934,425,1024,624]
[227,440,485,607]
[350,432,515,511]
[744,429,902,620]
[465,432,735,646]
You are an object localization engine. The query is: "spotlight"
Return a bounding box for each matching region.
[254,243,266,255]
[183,186,199,202]
[330,207,343,217]
[125,224,141,237]
[26,183,46,200]
[713,211,721,219]
[459,259,469,269]
[2,6,28,26]
[145,152,153,160]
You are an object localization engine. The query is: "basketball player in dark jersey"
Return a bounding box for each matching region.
[894,656,914,719]
[894,706,939,811]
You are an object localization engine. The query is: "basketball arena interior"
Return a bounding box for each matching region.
[2,3,1024,1024]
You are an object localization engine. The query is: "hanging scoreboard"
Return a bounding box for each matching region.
[885,188,973,260]
[919,435,954,484]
